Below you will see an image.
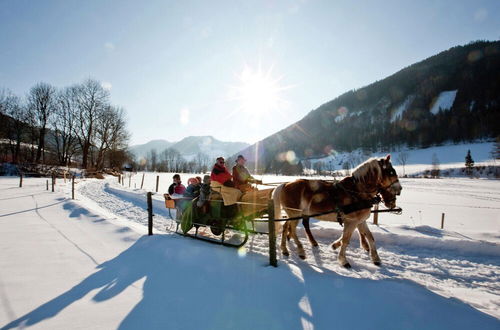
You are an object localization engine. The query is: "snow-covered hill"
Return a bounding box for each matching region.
[307,141,498,178]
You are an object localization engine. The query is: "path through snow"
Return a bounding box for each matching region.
[75,176,500,319]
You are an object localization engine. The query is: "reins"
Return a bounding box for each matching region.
[255,205,403,223]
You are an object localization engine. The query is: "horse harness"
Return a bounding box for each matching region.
[331,186,382,226]
[328,176,398,226]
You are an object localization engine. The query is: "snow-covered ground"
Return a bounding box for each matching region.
[308,141,498,178]
[1,173,499,329]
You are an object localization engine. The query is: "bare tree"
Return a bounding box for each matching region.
[396,151,409,176]
[50,87,79,166]
[147,149,158,171]
[95,105,129,170]
[27,82,56,163]
[3,93,28,163]
[160,148,182,172]
[74,79,110,169]
[194,152,210,173]
[105,107,130,169]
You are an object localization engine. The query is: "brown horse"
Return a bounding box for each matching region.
[272,155,402,268]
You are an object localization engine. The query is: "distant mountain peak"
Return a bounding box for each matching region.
[129,136,250,160]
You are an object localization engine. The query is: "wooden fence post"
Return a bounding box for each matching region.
[118,175,121,184]
[441,213,445,229]
[267,199,277,267]
[373,204,379,225]
[129,174,131,188]
[51,174,55,192]
[46,179,49,191]
[19,173,23,188]
[140,173,145,189]
[156,175,160,193]
[147,192,153,236]
[72,175,75,200]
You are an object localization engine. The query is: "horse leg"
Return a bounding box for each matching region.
[272,183,284,239]
[280,221,290,256]
[302,216,319,247]
[336,223,357,268]
[359,228,370,252]
[331,213,343,250]
[332,235,343,250]
[289,220,306,259]
[357,221,381,265]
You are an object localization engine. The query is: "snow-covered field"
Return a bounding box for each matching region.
[1,172,499,329]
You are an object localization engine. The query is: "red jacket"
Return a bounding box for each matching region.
[168,183,186,195]
[210,164,232,185]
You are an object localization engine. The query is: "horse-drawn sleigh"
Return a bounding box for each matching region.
[164,155,402,268]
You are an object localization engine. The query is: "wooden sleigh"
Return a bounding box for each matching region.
[164,188,274,248]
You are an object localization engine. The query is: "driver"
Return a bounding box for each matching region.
[232,155,262,192]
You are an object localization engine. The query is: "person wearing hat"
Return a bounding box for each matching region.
[232,155,262,192]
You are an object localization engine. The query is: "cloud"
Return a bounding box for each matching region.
[104,42,115,51]
[101,81,112,91]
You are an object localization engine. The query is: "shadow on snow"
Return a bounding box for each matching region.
[1,235,498,330]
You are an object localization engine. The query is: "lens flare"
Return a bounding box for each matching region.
[227,64,294,124]
[237,247,247,258]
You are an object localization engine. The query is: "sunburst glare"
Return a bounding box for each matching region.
[227,64,293,126]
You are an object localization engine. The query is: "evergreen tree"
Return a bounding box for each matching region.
[465,149,474,175]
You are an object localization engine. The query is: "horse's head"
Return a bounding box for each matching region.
[377,155,402,209]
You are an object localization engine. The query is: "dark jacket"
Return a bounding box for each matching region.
[232,164,256,189]
[183,184,200,198]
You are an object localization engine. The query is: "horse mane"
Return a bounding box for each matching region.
[351,158,381,183]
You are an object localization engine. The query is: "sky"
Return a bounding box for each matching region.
[0,0,499,146]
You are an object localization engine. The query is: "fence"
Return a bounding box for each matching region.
[18,173,452,268]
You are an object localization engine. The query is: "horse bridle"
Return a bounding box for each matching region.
[378,178,400,205]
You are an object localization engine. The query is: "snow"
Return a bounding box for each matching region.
[307,141,497,177]
[430,90,458,115]
[1,171,499,329]
[391,95,415,122]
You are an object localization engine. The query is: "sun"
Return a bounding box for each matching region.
[228,65,291,122]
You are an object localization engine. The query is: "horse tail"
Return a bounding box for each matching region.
[271,184,285,235]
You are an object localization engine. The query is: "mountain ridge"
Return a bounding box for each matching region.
[130,136,249,160]
[235,40,500,174]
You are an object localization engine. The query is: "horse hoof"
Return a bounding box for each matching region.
[299,255,306,260]
[332,244,339,250]
[312,242,319,247]
[282,251,289,257]
[343,263,351,269]
[374,261,381,266]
